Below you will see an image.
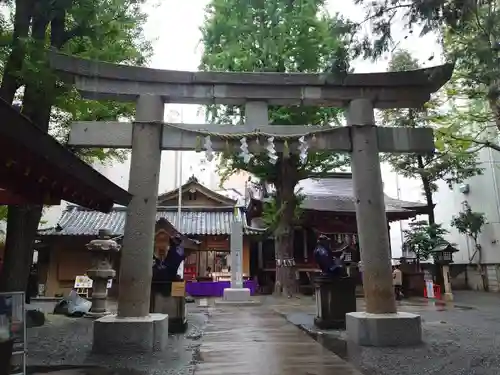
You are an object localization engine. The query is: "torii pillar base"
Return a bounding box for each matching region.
[346,312,422,347]
[92,314,169,354]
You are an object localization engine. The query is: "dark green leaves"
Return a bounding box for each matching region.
[200,0,353,184]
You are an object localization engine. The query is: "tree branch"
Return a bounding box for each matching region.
[436,129,500,152]
[59,24,95,48]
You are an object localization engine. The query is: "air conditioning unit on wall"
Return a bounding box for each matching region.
[459,184,470,194]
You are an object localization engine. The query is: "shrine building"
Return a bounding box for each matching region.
[36,173,428,298]
[36,176,259,297]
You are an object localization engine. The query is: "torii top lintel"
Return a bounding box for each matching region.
[49,52,454,109]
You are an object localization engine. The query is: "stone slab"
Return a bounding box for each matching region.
[69,122,434,153]
[92,313,168,353]
[214,299,262,306]
[346,311,422,347]
[223,287,250,301]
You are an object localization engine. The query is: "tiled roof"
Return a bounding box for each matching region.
[214,188,245,206]
[297,175,421,213]
[39,205,253,236]
[249,174,427,214]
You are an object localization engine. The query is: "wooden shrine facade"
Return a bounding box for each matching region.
[246,173,429,292]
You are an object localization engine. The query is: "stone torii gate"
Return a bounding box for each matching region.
[50,52,453,351]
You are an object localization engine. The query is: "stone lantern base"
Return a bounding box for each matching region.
[150,281,187,334]
[313,275,356,329]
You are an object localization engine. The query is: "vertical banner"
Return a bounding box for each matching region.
[425,281,435,299]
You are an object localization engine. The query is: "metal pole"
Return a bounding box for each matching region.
[395,173,405,253]
[177,109,184,279]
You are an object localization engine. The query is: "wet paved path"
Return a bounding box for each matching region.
[194,307,362,375]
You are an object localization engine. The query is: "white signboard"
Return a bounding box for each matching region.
[74,275,93,289]
[74,276,113,289]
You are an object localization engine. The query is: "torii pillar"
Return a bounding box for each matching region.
[92,95,169,354]
[345,98,421,346]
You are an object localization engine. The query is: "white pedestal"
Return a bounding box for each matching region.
[214,288,261,306]
[224,287,250,301]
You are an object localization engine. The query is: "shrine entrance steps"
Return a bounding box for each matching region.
[193,305,362,375]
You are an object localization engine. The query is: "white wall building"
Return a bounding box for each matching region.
[433,147,500,265]
[430,147,500,290]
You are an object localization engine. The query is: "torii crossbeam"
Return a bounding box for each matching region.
[49,51,453,351]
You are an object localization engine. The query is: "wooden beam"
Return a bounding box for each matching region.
[0,188,61,205]
[69,121,434,154]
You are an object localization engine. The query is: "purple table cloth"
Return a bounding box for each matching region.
[186,281,256,297]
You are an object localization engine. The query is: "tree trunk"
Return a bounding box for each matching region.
[0,7,52,293]
[0,0,34,103]
[474,242,488,291]
[417,155,435,225]
[0,205,42,292]
[273,158,298,297]
[488,83,500,133]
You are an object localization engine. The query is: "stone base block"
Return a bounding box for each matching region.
[443,293,454,302]
[314,316,345,330]
[85,311,111,319]
[346,311,422,347]
[92,313,168,354]
[215,288,261,306]
[150,293,187,334]
[314,276,356,330]
[223,287,250,301]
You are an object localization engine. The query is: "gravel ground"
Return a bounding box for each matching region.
[280,291,500,375]
[26,292,500,375]
[27,305,208,375]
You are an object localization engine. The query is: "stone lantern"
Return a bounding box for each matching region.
[430,242,458,302]
[86,229,121,316]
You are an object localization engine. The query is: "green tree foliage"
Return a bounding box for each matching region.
[0,0,151,292]
[382,50,482,224]
[354,1,500,152]
[403,220,448,262]
[200,0,354,295]
[451,202,487,288]
[451,203,486,258]
[431,3,500,152]
[352,0,478,59]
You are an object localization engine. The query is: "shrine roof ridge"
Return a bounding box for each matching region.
[38,204,257,237]
[66,204,241,212]
[49,51,453,90]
